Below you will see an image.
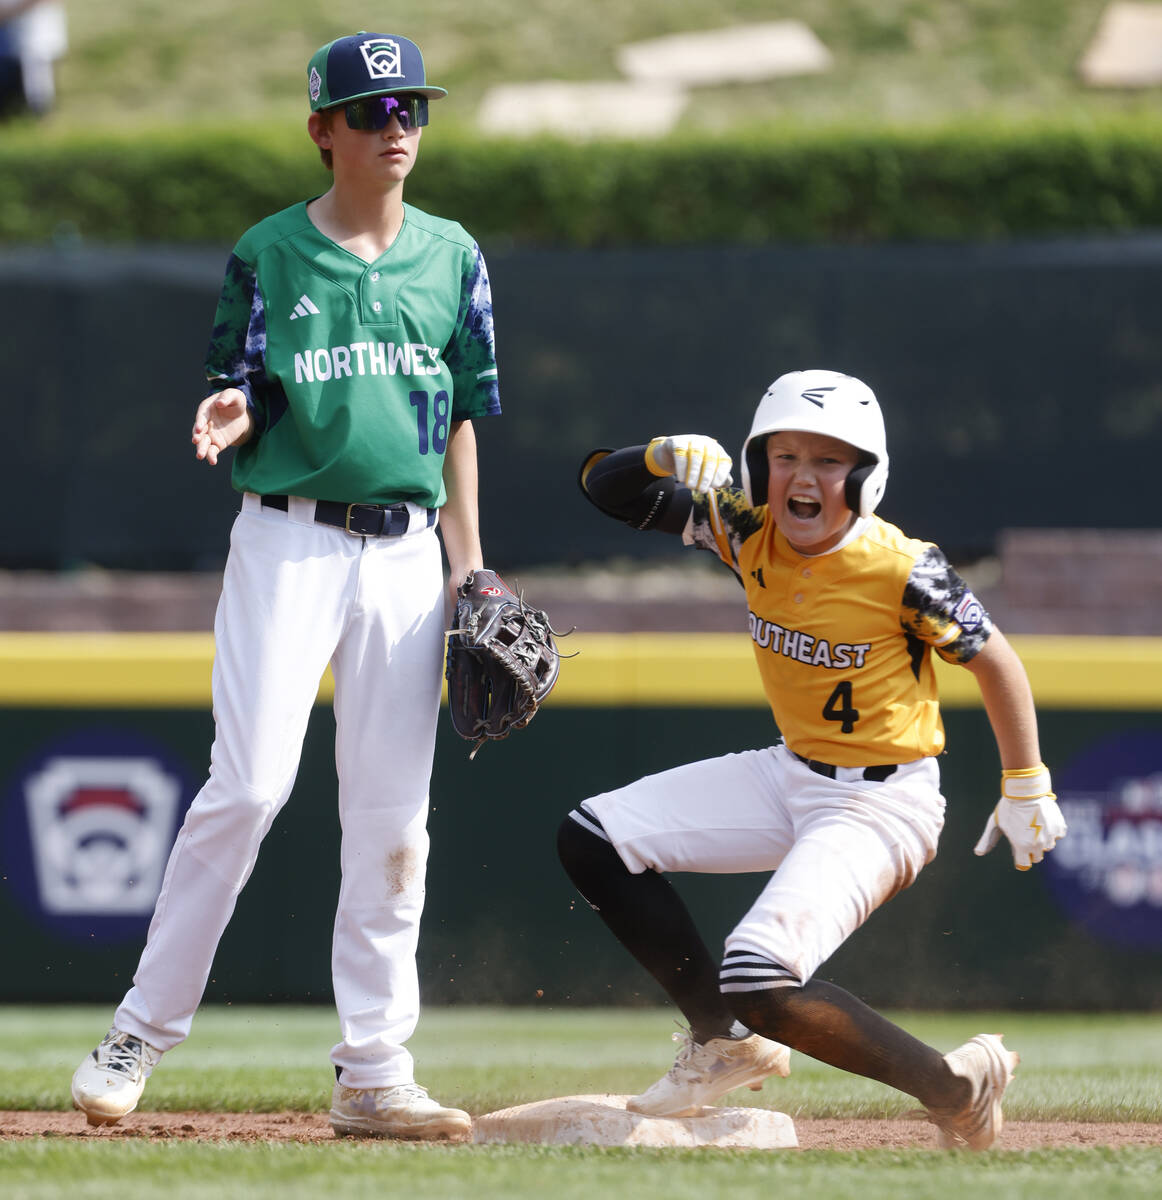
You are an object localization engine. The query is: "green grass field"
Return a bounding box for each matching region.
[1,1005,1160,1198]
[30,1,1162,133]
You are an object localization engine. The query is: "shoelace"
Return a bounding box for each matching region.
[99,1035,147,1077]
[665,1027,734,1080]
[392,1083,431,1101]
[665,1033,697,1078]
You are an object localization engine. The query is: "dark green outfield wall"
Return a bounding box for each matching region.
[3,701,1160,1011]
[4,233,1162,570]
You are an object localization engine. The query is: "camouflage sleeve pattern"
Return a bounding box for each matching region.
[901,544,993,664]
[686,487,765,583]
[442,241,501,420]
[203,252,272,434]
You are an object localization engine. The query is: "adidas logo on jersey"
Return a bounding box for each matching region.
[289,295,321,320]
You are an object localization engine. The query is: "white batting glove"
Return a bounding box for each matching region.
[973,764,1068,871]
[644,435,733,491]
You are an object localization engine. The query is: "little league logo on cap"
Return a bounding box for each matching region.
[361,37,405,81]
[307,31,448,111]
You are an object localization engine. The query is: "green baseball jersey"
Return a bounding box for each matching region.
[204,200,501,507]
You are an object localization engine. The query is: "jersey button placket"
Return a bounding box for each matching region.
[362,267,390,324]
[794,565,811,603]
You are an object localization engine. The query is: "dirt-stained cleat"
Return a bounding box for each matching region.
[329,1081,472,1141]
[627,1030,792,1118]
[71,1027,163,1127]
[927,1033,1019,1150]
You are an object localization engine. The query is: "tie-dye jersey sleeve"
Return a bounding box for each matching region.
[900,545,994,664]
[203,252,271,433]
[443,241,501,420]
[685,487,765,583]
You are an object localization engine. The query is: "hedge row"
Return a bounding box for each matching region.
[2,116,1161,247]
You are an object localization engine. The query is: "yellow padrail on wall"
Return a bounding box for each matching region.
[1,632,1161,710]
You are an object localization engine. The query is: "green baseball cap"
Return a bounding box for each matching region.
[307,32,448,111]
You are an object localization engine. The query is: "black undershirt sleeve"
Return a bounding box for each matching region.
[577,446,693,535]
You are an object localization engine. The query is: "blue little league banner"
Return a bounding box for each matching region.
[1,728,197,944]
[1043,729,1162,950]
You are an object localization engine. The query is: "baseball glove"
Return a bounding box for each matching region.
[445,569,562,758]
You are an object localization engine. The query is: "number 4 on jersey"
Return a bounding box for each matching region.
[823,680,859,734]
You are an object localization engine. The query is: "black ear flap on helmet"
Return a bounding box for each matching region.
[844,452,890,518]
[844,456,875,515]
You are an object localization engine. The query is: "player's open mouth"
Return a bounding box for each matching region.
[788,495,821,520]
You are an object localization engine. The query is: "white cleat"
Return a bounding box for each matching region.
[71,1027,163,1127]
[627,1030,792,1118]
[329,1082,472,1141]
[927,1033,1019,1150]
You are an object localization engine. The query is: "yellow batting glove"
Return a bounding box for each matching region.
[973,764,1068,871]
[644,435,733,492]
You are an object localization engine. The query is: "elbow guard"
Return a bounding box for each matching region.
[578,447,692,533]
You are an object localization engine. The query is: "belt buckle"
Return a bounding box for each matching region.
[344,503,381,536]
[344,502,392,536]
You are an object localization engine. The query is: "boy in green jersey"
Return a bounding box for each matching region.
[71,32,499,1142]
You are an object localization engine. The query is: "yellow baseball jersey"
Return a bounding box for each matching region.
[688,489,992,766]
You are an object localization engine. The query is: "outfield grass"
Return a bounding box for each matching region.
[4,1141,1162,1200]
[35,0,1162,133]
[1,1005,1160,1198]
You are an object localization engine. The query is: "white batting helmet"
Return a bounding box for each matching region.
[740,369,889,517]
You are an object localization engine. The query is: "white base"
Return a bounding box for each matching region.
[473,1093,797,1148]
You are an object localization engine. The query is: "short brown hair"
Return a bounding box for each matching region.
[311,108,335,171]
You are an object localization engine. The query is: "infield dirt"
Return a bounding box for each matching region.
[2,1111,1159,1149]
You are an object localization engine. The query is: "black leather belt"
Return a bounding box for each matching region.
[260,493,435,537]
[791,750,897,783]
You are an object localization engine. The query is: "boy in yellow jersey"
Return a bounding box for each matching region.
[559,369,1067,1150]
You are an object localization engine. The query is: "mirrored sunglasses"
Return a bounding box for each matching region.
[343,93,429,132]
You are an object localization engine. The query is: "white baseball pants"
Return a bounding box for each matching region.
[115,493,445,1088]
[582,745,946,987]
